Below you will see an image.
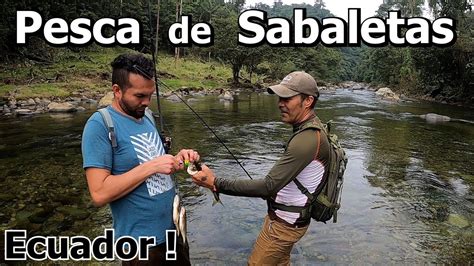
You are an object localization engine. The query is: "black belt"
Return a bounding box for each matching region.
[268,210,310,228]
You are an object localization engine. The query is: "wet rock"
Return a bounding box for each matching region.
[47,102,77,113]
[41,98,51,105]
[98,91,114,108]
[16,210,35,224]
[26,98,36,105]
[83,99,97,105]
[190,90,206,97]
[76,106,86,112]
[15,108,33,115]
[165,94,182,103]
[419,113,451,123]
[338,81,367,90]
[56,206,90,220]
[26,208,53,224]
[49,113,74,120]
[9,99,17,107]
[218,91,234,101]
[447,214,470,228]
[375,87,400,101]
[187,98,199,103]
[0,193,16,201]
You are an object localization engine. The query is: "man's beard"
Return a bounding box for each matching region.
[119,99,145,119]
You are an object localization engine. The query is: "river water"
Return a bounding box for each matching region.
[0,89,472,264]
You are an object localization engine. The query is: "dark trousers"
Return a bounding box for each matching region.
[122,236,190,266]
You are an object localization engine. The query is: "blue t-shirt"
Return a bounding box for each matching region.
[81,106,175,245]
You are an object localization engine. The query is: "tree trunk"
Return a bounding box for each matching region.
[233,64,241,84]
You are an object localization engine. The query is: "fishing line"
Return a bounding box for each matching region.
[144,0,252,180]
[157,80,254,180]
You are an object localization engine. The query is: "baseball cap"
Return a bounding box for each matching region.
[268,71,318,98]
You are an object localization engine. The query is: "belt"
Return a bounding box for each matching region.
[268,210,310,228]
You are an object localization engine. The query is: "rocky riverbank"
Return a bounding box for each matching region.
[0,81,469,118]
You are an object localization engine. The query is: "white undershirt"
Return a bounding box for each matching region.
[274,160,325,224]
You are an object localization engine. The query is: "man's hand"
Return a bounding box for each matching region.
[146,154,180,175]
[191,164,216,191]
[175,149,200,170]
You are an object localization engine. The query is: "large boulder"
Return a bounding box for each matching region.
[47,102,77,113]
[98,91,114,108]
[375,87,400,101]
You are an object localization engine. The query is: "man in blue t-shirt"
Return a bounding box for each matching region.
[82,53,198,265]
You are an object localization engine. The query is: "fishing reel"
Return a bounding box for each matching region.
[162,136,172,154]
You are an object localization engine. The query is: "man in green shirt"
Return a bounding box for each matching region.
[192,71,331,265]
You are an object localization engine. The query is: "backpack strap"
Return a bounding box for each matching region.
[268,119,324,216]
[293,128,338,209]
[98,108,117,148]
[97,107,156,149]
[144,107,156,127]
[292,127,321,203]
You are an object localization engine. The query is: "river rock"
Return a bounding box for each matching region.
[56,206,90,220]
[15,108,33,115]
[419,113,451,123]
[26,98,36,105]
[47,102,77,112]
[218,91,234,101]
[165,94,182,103]
[98,91,114,108]
[375,87,400,101]
[76,106,86,112]
[447,214,470,228]
[187,98,199,103]
[339,81,366,90]
[41,98,51,105]
[9,99,17,107]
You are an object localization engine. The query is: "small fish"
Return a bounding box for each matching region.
[187,161,223,206]
[178,206,187,245]
[173,194,180,236]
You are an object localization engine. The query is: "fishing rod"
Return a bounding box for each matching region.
[146,0,165,137]
[145,0,253,181]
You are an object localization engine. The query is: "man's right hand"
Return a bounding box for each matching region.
[191,164,217,191]
[146,154,180,175]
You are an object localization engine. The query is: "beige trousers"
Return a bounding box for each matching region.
[248,215,309,266]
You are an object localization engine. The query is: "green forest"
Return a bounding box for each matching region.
[0,0,472,104]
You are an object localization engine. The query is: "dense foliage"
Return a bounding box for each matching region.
[0,0,471,103]
[356,0,473,103]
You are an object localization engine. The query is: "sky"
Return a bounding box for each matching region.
[245,0,384,21]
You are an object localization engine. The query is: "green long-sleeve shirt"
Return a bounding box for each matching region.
[214,115,330,198]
